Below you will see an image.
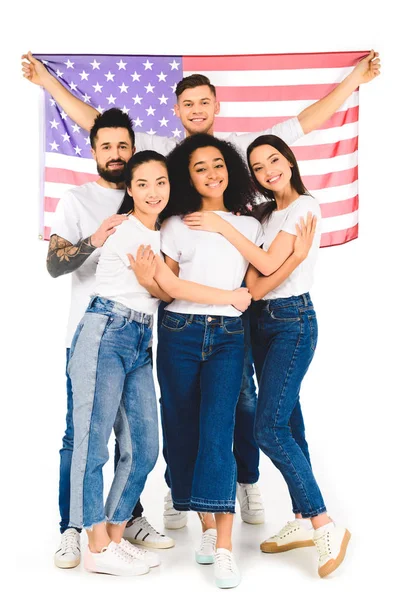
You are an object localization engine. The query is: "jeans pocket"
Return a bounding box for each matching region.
[104,314,129,332]
[269,306,300,322]
[161,312,188,331]
[223,317,244,335]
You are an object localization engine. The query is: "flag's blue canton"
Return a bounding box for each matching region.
[37,55,184,159]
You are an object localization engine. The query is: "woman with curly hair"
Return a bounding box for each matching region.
[156,134,314,588]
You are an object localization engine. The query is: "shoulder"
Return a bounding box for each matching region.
[161,215,182,232]
[293,195,321,217]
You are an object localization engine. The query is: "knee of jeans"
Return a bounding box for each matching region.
[254,424,283,455]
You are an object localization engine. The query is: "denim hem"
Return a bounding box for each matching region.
[237,478,259,485]
[173,498,236,513]
[299,506,327,519]
[61,525,82,534]
[69,518,106,531]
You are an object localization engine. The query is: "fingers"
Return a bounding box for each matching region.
[127,253,135,268]
[136,245,155,262]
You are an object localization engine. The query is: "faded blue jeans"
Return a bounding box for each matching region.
[250,293,326,518]
[157,312,244,513]
[68,296,159,529]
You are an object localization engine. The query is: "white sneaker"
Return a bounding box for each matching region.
[313,522,351,578]
[214,548,241,589]
[163,490,188,530]
[84,541,149,576]
[124,515,175,549]
[260,520,314,553]
[119,538,161,568]
[54,528,81,569]
[195,528,217,564]
[236,483,265,524]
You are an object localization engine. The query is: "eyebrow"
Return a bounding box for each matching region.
[251,152,279,167]
[193,157,224,168]
[183,97,211,103]
[100,141,128,147]
[136,176,167,182]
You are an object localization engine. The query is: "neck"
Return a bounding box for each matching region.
[201,196,227,212]
[274,186,300,210]
[184,125,215,137]
[97,178,126,190]
[131,209,158,231]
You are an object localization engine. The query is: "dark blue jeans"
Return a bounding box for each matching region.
[250,293,326,518]
[157,303,259,487]
[59,349,144,534]
[157,312,245,513]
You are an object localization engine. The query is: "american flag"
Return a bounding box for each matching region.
[36,51,366,247]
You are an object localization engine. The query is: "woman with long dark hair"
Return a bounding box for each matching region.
[183,134,350,579]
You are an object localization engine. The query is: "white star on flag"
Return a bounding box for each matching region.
[133,117,143,127]
[85,136,91,145]
[65,59,74,69]
[72,124,81,133]
[50,119,59,129]
[56,69,63,78]
[60,111,68,120]
[143,60,153,70]
[82,93,91,103]
[159,117,169,127]
[158,95,168,105]
[50,141,59,151]
[157,72,167,82]
[74,145,82,155]
[146,128,156,135]
[62,133,70,142]
[172,128,182,138]
[90,60,101,70]
[119,83,129,93]
[132,94,142,105]
[69,81,78,91]
[105,71,115,82]
[121,105,130,114]
[106,94,116,105]
[117,60,127,70]
[93,82,103,93]
[145,83,155,93]
[169,60,179,70]
[131,72,141,82]
[80,71,89,81]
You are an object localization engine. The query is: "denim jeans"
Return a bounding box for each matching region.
[157,312,244,513]
[250,293,326,518]
[68,296,159,529]
[157,303,259,487]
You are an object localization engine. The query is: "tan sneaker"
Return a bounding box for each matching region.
[313,522,351,577]
[261,520,314,553]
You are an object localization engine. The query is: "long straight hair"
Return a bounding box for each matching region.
[247,135,311,223]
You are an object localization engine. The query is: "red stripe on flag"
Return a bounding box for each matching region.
[44,196,60,212]
[320,223,358,248]
[214,106,359,133]
[216,83,338,102]
[292,137,358,161]
[302,166,358,190]
[183,52,367,71]
[44,226,51,241]
[45,167,98,186]
[320,196,359,218]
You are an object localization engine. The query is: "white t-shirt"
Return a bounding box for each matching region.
[94,216,161,315]
[50,181,125,347]
[135,117,303,157]
[161,212,263,316]
[261,195,322,300]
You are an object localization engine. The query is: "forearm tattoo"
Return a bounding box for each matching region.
[46,234,97,277]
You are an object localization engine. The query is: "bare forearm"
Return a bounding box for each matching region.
[139,279,172,303]
[247,254,302,301]
[41,72,99,131]
[46,235,97,277]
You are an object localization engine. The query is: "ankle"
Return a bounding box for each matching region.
[216,544,233,552]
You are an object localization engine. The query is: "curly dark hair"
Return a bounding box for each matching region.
[161,134,258,221]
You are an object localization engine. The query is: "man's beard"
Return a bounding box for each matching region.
[97,160,126,184]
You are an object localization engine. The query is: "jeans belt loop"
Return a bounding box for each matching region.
[302,293,308,306]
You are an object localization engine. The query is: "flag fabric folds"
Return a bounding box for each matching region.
[36,51,366,247]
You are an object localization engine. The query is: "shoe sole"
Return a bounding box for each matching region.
[125,537,175,549]
[195,553,215,565]
[260,539,314,553]
[163,516,188,530]
[84,566,149,576]
[318,529,351,578]
[241,515,265,525]
[215,575,241,589]
[54,556,80,569]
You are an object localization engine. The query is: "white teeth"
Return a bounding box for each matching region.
[268,175,280,183]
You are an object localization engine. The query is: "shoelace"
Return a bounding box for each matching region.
[215,551,234,573]
[314,531,331,560]
[200,531,216,551]
[106,543,135,563]
[274,520,298,539]
[60,530,79,554]
[134,516,161,536]
[120,539,148,558]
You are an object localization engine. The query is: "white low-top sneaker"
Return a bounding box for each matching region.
[195,528,217,564]
[54,528,81,569]
[163,490,188,530]
[313,522,351,578]
[84,541,149,576]
[261,520,314,553]
[214,548,241,589]
[124,515,174,549]
[236,483,265,524]
[119,538,161,568]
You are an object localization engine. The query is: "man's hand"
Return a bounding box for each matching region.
[182,211,225,233]
[90,214,128,248]
[352,50,381,86]
[127,245,156,286]
[293,212,317,261]
[231,287,252,312]
[21,51,51,86]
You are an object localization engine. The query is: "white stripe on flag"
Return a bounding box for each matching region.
[321,210,358,234]
[292,122,359,146]
[297,151,358,176]
[313,181,358,205]
[45,152,98,173]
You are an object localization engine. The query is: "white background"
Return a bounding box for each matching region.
[3,1,398,598]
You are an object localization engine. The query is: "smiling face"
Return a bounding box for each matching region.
[175,85,220,136]
[188,146,229,200]
[249,144,294,194]
[127,160,170,217]
[91,127,134,184]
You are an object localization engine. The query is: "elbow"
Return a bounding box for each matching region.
[259,265,274,277]
[250,289,264,302]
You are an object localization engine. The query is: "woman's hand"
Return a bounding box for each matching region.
[127,245,156,286]
[231,287,252,312]
[182,211,225,233]
[293,212,317,261]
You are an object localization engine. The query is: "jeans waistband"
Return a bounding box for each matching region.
[88,296,153,327]
[255,292,312,309]
[166,312,240,325]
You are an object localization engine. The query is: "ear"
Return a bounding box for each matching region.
[174,103,180,118]
[127,187,133,197]
[90,146,96,160]
[214,100,221,116]
[132,146,136,156]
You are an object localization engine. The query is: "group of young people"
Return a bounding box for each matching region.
[22,49,380,588]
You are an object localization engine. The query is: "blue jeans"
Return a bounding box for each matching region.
[157,303,259,487]
[157,312,245,513]
[250,293,326,518]
[67,296,159,529]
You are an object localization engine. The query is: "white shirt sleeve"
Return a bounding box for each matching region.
[254,221,264,247]
[160,218,181,262]
[225,117,305,155]
[134,131,178,155]
[50,190,82,244]
[281,197,321,236]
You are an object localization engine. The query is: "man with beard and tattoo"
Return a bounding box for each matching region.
[48,108,174,571]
